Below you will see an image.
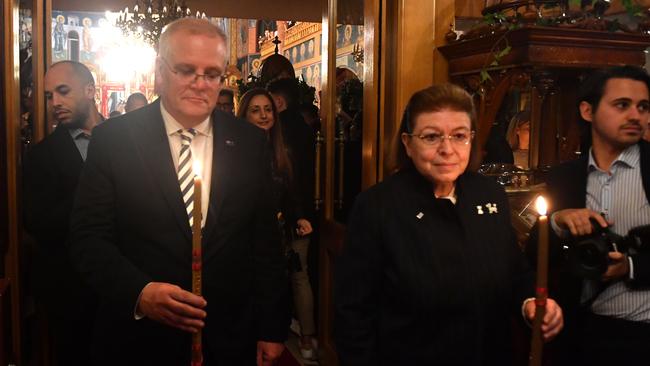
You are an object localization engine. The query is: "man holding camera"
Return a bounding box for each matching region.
[535,65,650,365]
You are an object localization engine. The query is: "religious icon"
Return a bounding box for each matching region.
[300,43,306,61]
[54,15,66,53]
[82,18,93,54]
[307,39,315,58]
[344,25,353,45]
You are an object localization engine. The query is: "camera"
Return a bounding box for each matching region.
[567,221,650,279]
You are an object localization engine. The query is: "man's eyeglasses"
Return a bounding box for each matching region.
[406,131,475,147]
[160,58,225,86]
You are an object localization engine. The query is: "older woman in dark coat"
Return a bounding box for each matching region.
[334,84,563,366]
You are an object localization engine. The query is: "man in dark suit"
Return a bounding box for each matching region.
[528,65,650,365]
[216,88,235,115]
[69,18,288,365]
[23,60,102,365]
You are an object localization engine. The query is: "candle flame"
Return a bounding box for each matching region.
[535,196,548,216]
[193,160,202,177]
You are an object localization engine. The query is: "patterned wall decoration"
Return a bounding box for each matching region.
[336,24,363,49]
[284,37,317,65]
[237,53,261,80]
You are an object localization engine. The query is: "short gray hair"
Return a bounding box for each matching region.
[158,18,227,60]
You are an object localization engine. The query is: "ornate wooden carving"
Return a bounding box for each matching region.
[439,26,650,167]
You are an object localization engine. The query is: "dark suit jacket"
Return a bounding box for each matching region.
[279,108,315,222]
[24,125,83,246]
[23,125,95,362]
[527,141,650,313]
[334,165,534,366]
[69,100,288,365]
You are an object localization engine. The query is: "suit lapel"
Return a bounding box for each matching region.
[52,125,84,172]
[202,112,230,258]
[569,157,589,209]
[131,100,192,242]
[453,175,481,240]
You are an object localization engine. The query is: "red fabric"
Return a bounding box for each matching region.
[277,348,301,366]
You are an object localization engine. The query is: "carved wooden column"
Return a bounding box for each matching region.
[530,70,557,168]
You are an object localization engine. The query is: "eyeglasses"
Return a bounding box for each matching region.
[406,131,475,147]
[160,58,225,86]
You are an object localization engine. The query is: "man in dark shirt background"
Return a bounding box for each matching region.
[23,60,102,365]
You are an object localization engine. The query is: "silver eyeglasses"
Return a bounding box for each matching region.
[160,58,225,86]
[406,130,475,147]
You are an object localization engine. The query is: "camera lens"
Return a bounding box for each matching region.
[571,239,609,278]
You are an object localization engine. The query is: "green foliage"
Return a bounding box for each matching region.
[480,69,492,83]
[481,38,512,84]
[477,0,648,86]
[569,0,644,17]
[621,0,644,17]
[483,11,508,25]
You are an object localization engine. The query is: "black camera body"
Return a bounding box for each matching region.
[567,222,650,279]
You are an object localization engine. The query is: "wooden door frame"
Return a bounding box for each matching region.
[2,0,23,362]
[317,0,382,364]
[316,0,452,364]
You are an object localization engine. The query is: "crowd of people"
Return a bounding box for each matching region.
[21,16,650,366]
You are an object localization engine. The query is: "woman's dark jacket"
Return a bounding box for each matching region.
[334,166,534,366]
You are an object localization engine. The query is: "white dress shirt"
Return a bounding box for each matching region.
[161,102,213,228]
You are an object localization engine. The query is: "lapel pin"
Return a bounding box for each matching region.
[476,205,484,215]
[416,212,424,219]
[486,203,498,214]
[225,139,236,147]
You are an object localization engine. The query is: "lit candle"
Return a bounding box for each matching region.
[191,160,203,366]
[529,196,548,366]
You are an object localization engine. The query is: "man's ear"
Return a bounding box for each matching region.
[579,101,594,123]
[272,94,286,110]
[84,83,96,99]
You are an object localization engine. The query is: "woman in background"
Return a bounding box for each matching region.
[237,88,318,361]
[334,84,563,366]
[506,110,531,169]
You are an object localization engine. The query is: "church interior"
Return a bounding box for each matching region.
[3,0,650,365]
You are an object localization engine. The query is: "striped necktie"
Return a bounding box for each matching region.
[178,128,197,226]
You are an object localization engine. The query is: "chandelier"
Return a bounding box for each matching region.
[115,0,206,49]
